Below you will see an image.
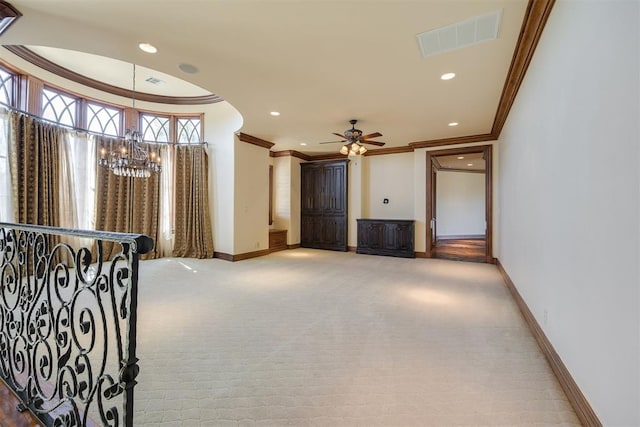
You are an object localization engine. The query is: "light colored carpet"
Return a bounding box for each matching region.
[134,249,580,426]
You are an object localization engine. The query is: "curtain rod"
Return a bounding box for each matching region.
[0,102,208,147]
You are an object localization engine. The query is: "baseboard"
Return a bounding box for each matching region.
[495,259,602,427]
[214,249,271,262]
[414,251,428,258]
[347,246,356,252]
[436,234,485,241]
[213,252,234,261]
[287,244,300,249]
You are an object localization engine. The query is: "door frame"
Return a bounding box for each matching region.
[425,145,493,263]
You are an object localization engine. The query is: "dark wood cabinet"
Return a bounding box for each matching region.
[269,229,287,252]
[301,160,348,251]
[357,219,415,258]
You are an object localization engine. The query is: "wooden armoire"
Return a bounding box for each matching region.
[300,160,348,251]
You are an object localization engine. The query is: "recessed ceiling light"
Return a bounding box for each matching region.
[270,111,280,116]
[441,72,456,80]
[300,143,307,146]
[448,122,459,127]
[138,43,157,54]
[467,163,473,167]
[457,156,464,160]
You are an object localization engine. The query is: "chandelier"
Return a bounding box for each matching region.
[98,64,161,178]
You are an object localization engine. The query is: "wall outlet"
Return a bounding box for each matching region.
[256,241,260,248]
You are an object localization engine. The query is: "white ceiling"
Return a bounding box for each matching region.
[0,0,528,153]
[27,46,212,97]
[436,152,485,172]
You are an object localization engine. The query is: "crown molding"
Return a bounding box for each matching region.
[491,0,556,137]
[307,152,346,161]
[363,146,414,157]
[0,1,21,36]
[409,133,495,149]
[270,150,311,161]
[4,45,223,105]
[236,132,275,149]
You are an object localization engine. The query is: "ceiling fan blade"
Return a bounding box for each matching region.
[361,140,386,147]
[361,132,382,139]
[332,132,346,139]
[319,140,345,144]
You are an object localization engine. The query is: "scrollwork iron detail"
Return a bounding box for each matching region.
[0,223,152,427]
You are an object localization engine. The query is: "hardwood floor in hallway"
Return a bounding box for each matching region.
[433,238,487,263]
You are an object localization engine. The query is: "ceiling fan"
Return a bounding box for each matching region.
[320,119,385,155]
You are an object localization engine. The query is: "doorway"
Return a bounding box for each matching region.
[425,145,493,263]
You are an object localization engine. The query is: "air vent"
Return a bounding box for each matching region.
[416,10,502,58]
[145,76,163,85]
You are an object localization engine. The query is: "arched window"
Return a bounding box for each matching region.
[86,102,122,137]
[177,117,202,143]
[41,87,78,127]
[140,113,170,142]
[0,68,14,107]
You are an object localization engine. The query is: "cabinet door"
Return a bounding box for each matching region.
[301,215,324,247]
[321,216,347,250]
[322,163,347,215]
[357,221,371,249]
[394,223,414,251]
[384,223,414,250]
[301,165,323,214]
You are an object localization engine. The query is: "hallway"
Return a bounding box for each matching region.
[433,238,487,263]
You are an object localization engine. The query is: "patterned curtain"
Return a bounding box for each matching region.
[172,145,214,258]
[8,112,62,226]
[94,136,160,260]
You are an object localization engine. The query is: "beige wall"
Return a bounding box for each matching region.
[347,157,362,247]
[496,0,639,424]
[272,155,303,245]
[435,170,485,237]
[364,153,415,220]
[288,157,302,245]
[233,140,270,254]
[207,111,243,255]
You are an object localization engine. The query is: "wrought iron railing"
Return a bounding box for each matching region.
[0,222,153,427]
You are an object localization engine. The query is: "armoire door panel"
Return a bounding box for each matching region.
[301,160,348,252]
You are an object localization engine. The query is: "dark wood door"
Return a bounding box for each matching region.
[301,160,348,251]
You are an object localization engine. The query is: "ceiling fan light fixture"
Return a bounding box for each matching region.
[340,145,349,155]
[359,145,367,155]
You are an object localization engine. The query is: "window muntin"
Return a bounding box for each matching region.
[42,87,78,127]
[177,117,201,143]
[141,113,170,142]
[86,102,122,137]
[0,68,14,107]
